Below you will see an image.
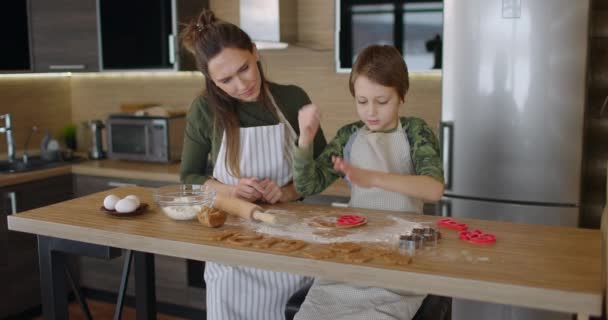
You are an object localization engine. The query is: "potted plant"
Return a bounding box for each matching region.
[62,123,77,150]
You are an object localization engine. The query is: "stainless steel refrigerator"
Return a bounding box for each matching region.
[440,0,590,319]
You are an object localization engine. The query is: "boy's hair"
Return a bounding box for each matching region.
[349,45,409,102]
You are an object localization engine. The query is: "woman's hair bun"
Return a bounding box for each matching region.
[196,9,217,32]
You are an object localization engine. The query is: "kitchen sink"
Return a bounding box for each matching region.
[0,156,85,174]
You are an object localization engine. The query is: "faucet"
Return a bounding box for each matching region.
[0,113,15,163]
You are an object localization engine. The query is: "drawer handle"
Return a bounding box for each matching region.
[49,64,86,70]
[8,192,16,215]
[440,122,454,190]
[331,202,348,208]
[168,34,176,64]
[107,182,137,188]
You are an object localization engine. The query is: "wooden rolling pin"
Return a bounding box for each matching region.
[212,193,277,224]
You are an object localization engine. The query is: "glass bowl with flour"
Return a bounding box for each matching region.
[153,184,216,221]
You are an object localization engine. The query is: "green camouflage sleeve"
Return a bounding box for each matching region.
[293,122,362,197]
[403,117,444,183]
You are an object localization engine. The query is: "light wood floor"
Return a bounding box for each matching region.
[34,299,188,320]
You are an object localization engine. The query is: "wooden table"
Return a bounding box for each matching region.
[7,186,603,319]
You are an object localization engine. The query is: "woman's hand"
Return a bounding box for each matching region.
[259,179,282,204]
[298,104,321,148]
[233,177,264,202]
[258,180,301,203]
[332,156,375,188]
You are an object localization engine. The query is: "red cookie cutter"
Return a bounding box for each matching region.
[337,214,366,226]
[437,218,468,231]
[459,230,496,244]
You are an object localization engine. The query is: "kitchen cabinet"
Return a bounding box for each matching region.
[99,0,205,71]
[73,174,169,197]
[0,0,31,72]
[22,0,205,73]
[0,174,73,318]
[29,0,100,72]
[99,0,174,70]
[73,174,205,311]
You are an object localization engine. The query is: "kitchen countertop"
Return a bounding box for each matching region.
[0,159,351,197]
[0,166,73,188]
[71,159,181,183]
[7,186,602,317]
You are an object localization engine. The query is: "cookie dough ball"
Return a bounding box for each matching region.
[197,206,227,228]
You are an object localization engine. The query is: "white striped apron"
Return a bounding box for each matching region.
[295,122,425,320]
[205,90,312,320]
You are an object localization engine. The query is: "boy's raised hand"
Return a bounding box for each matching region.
[332,156,375,188]
[298,104,321,148]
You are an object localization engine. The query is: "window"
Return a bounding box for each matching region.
[336,0,443,72]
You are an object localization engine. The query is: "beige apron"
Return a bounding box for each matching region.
[206,89,311,320]
[295,122,425,320]
[349,122,423,213]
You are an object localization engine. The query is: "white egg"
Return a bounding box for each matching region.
[124,195,141,207]
[115,198,138,213]
[103,194,121,211]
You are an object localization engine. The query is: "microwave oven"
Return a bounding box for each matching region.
[106,114,185,162]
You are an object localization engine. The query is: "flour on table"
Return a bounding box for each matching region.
[228,209,424,245]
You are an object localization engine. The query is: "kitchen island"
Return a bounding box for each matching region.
[7,186,603,319]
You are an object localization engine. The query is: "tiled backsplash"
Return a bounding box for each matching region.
[0,75,71,157]
[0,49,442,157]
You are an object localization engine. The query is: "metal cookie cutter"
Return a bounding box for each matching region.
[411,227,426,246]
[411,227,425,236]
[399,234,423,254]
[423,227,438,247]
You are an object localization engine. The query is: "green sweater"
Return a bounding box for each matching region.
[181,82,327,184]
[293,117,444,197]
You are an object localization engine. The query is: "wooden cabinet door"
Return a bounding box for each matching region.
[99,0,174,70]
[73,174,168,197]
[29,0,100,72]
[0,191,10,268]
[0,0,31,72]
[0,175,73,318]
[14,174,73,212]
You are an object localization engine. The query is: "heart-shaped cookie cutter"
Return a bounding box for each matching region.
[437,218,468,231]
[459,229,496,244]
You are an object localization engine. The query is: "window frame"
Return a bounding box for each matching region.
[334,0,443,74]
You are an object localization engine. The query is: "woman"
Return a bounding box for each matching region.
[180,9,327,320]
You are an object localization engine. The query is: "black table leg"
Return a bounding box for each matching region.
[38,235,69,320]
[114,249,133,320]
[65,264,92,320]
[37,236,155,320]
[134,251,156,320]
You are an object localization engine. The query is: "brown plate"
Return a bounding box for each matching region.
[100,203,149,217]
